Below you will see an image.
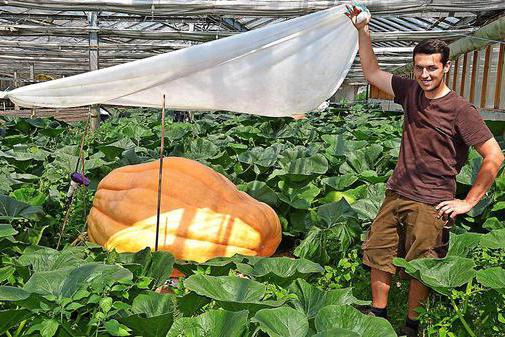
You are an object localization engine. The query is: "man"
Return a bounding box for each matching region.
[346,5,504,337]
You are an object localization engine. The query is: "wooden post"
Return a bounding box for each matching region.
[469,50,479,104]
[494,44,504,109]
[459,53,468,97]
[446,62,451,88]
[30,64,36,118]
[13,71,19,110]
[88,11,100,130]
[451,57,459,91]
[480,45,491,109]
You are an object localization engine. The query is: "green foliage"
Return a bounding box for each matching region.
[1,104,504,336]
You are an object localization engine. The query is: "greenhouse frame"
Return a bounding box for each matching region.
[0,1,504,337]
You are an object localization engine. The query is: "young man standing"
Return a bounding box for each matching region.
[346,5,504,337]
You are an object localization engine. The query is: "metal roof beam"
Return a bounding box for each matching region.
[0,39,189,50]
[0,24,474,42]
[2,1,502,16]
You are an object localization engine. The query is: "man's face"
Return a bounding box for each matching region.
[413,53,450,92]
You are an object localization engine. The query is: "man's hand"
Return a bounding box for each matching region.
[435,199,476,219]
[345,4,370,31]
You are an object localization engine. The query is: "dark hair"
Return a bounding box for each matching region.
[413,39,450,65]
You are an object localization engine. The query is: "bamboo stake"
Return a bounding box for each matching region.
[155,95,166,252]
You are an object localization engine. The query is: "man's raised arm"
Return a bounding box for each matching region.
[346,5,394,97]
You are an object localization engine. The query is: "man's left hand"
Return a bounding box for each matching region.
[435,199,475,219]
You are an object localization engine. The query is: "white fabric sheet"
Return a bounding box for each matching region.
[0,5,358,117]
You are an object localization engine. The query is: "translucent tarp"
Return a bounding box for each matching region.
[0,5,358,117]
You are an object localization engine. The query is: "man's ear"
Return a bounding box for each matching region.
[443,60,451,73]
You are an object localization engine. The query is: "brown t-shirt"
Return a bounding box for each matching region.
[386,75,493,205]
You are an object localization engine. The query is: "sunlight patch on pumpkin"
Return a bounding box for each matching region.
[104,207,262,257]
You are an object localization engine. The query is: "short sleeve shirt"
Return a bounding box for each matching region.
[386,75,493,204]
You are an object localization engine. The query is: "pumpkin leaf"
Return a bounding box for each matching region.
[252,306,309,337]
[0,223,17,238]
[288,279,369,319]
[480,229,505,249]
[321,174,358,191]
[0,309,33,334]
[184,274,265,303]
[315,305,396,337]
[278,181,320,209]
[393,256,476,295]
[293,226,330,265]
[166,309,249,337]
[131,291,175,317]
[0,194,44,220]
[476,267,505,295]
[238,181,278,206]
[236,256,323,285]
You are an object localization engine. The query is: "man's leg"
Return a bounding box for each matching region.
[407,278,430,319]
[371,267,392,309]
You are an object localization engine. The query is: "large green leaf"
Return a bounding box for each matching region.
[288,279,369,319]
[393,257,476,295]
[0,309,32,334]
[339,144,384,176]
[61,263,133,297]
[186,138,223,160]
[120,314,172,337]
[18,246,86,272]
[456,155,481,186]
[321,175,359,191]
[278,147,328,176]
[480,229,505,249]
[252,306,309,337]
[293,227,330,265]
[314,305,396,337]
[144,250,175,289]
[320,185,366,204]
[0,286,30,301]
[238,181,278,206]
[476,267,505,295]
[0,144,51,162]
[97,138,137,160]
[9,187,46,206]
[0,194,44,220]
[322,134,367,158]
[236,257,323,285]
[351,184,386,221]
[0,224,17,238]
[23,267,73,297]
[167,309,249,337]
[317,199,357,228]
[120,292,175,337]
[237,145,282,168]
[278,181,320,209]
[447,232,481,258]
[24,263,132,298]
[184,274,265,303]
[131,291,175,317]
[176,291,211,316]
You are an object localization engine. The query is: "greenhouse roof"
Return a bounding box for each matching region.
[0,0,504,84]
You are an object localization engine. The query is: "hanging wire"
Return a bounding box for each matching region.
[155,95,166,252]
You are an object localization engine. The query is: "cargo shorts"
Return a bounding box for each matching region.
[362,189,451,277]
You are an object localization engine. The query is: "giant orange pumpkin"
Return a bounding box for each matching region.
[87,157,281,262]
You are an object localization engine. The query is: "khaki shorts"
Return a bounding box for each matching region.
[362,189,451,277]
